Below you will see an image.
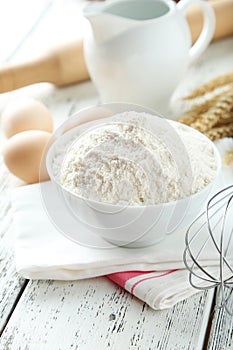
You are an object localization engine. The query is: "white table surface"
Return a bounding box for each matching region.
[0,1,232,349]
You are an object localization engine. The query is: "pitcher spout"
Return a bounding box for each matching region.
[83,2,139,43]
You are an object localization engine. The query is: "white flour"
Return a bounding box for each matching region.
[52,112,218,205]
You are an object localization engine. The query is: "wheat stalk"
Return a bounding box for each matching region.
[184,72,233,99]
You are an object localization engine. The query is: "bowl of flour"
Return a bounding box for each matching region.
[46,103,221,248]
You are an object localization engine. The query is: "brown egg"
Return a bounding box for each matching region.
[1,97,53,138]
[3,130,51,183]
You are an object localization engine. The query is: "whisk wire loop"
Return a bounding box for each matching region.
[184,185,233,315]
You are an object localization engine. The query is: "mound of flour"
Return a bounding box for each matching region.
[52,112,218,205]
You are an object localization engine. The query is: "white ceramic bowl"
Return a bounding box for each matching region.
[46,104,221,248]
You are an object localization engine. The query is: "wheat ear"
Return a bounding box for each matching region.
[190,89,233,132]
[184,72,233,100]
[205,123,233,141]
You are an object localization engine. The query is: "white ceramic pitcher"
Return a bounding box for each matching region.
[83,0,215,114]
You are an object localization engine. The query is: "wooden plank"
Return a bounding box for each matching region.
[0,0,98,324]
[0,0,60,333]
[0,81,98,333]
[0,164,26,333]
[0,2,232,348]
[207,288,233,350]
[0,278,214,350]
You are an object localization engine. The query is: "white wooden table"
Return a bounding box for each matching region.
[0,1,232,349]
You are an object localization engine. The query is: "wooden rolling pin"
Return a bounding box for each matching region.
[0,0,233,94]
[186,0,233,42]
[1,40,89,93]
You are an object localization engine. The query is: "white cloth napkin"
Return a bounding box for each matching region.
[12,139,233,310]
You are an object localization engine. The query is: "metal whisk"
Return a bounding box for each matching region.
[183,185,233,315]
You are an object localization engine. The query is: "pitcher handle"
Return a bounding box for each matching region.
[177,0,215,64]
